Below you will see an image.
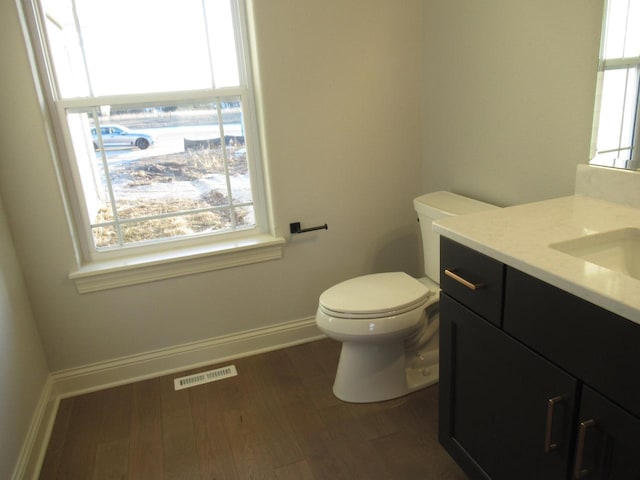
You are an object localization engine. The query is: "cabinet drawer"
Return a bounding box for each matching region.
[504,267,640,419]
[440,237,504,326]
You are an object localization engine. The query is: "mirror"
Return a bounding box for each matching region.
[589,0,640,172]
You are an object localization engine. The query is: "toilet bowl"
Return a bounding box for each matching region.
[315,191,498,403]
[316,273,440,403]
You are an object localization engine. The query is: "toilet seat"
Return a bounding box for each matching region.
[319,272,430,319]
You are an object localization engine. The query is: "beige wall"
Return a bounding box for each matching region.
[0,0,610,473]
[0,4,49,477]
[422,0,604,206]
[0,0,425,371]
[0,0,605,368]
[0,194,49,478]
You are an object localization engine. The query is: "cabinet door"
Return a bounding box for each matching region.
[440,293,578,480]
[573,386,640,479]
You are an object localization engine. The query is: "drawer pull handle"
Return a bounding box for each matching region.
[544,396,563,453]
[573,419,596,479]
[444,269,484,290]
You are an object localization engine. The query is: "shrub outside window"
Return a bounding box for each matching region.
[26,0,269,259]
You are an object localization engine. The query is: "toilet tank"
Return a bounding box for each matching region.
[413,191,499,283]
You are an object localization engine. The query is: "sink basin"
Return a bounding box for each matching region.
[550,228,640,280]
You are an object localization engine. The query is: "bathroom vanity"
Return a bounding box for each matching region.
[433,195,640,480]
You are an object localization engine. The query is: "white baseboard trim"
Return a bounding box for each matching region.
[50,316,323,399]
[11,376,55,480]
[19,317,325,479]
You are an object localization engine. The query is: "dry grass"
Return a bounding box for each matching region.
[121,147,247,187]
[93,147,249,247]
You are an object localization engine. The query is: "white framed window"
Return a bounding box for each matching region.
[22,0,282,291]
[591,0,640,170]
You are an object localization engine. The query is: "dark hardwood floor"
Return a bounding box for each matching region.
[39,338,467,479]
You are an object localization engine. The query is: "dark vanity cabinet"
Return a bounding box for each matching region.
[439,237,640,480]
[440,294,579,479]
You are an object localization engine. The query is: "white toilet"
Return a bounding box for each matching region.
[315,191,498,403]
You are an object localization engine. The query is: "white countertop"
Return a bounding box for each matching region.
[433,195,640,323]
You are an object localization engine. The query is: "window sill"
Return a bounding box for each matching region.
[69,234,285,293]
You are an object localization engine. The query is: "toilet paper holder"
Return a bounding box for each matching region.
[289,222,328,234]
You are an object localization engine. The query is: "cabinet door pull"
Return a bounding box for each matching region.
[444,269,484,290]
[544,396,563,453]
[573,419,596,479]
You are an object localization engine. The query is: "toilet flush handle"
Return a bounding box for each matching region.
[444,269,485,291]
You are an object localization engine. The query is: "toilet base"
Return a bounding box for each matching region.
[332,341,438,403]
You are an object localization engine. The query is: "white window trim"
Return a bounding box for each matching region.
[19,0,284,292]
[69,233,285,293]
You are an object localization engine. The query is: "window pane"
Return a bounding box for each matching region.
[234,205,254,227]
[595,68,638,154]
[66,101,255,249]
[219,98,252,205]
[78,0,211,95]
[229,145,251,206]
[603,0,640,59]
[626,1,640,57]
[205,0,240,87]
[119,211,232,245]
[42,0,241,97]
[92,225,118,248]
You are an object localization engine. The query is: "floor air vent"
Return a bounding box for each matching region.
[173,365,238,391]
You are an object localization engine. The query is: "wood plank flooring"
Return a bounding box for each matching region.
[39,339,467,479]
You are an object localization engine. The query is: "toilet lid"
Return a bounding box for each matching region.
[319,272,430,315]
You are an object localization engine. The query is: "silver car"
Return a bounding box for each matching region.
[91,125,155,150]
